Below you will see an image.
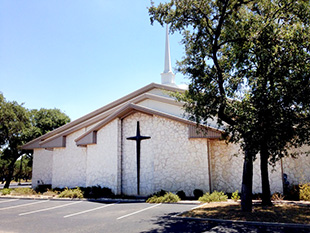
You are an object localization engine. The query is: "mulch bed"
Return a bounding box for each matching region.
[181,201,310,224]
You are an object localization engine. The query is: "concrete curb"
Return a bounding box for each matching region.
[171,215,310,229]
[0,195,147,203]
[0,195,204,204]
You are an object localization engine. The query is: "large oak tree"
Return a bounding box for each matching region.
[0,93,70,188]
[149,0,310,211]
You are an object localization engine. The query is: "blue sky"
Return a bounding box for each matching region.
[0,0,187,121]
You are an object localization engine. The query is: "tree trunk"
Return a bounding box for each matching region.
[4,161,15,189]
[241,147,253,212]
[260,144,272,206]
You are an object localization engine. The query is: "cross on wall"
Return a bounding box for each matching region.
[126,121,151,195]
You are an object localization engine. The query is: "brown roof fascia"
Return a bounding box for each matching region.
[76,103,223,146]
[75,103,146,145]
[39,105,124,147]
[39,92,184,148]
[40,136,66,149]
[76,131,97,147]
[22,83,185,149]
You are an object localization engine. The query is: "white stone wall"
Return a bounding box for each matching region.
[283,145,310,185]
[210,140,283,194]
[52,129,87,188]
[32,148,53,188]
[209,141,243,193]
[122,113,154,196]
[86,119,119,194]
[122,112,210,196]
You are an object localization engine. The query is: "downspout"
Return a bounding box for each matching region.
[207,139,212,193]
[120,119,124,195]
[280,158,284,194]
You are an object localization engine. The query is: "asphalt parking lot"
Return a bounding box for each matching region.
[0,198,199,233]
[0,198,309,233]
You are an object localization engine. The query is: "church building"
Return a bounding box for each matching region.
[23,27,310,197]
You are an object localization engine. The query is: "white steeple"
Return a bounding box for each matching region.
[161,25,177,87]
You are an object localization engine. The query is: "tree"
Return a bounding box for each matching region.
[0,93,31,188]
[149,0,310,211]
[226,0,310,206]
[0,93,71,188]
[28,108,71,139]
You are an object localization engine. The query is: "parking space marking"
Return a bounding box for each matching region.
[19,201,81,216]
[117,203,161,220]
[191,203,208,210]
[0,199,18,203]
[0,200,49,211]
[63,203,116,218]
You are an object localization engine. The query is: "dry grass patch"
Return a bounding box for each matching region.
[182,202,310,224]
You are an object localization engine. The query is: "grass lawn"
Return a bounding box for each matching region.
[181,201,310,224]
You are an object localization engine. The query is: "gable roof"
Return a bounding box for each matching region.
[75,103,222,146]
[22,83,186,149]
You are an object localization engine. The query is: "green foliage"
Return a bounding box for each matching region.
[29,108,71,139]
[151,189,168,197]
[231,190,240,201]
[199,191,228,203]
[10,188,36,196]
[193,189,204,200]
[1,188,12,195]
[0,93,32,188]
[82,185,114,198]
[176,190,186,200]
[42,189,59,196]
[0,93,70,188]
[299,183,310,201]
[146,192,180,203]
[271,192,284,201]
[149,0,310,210]
[58,187,84,199]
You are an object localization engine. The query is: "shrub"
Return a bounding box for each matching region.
[176,190,186,200]
[35,184,52,193]
[43,189,60,197]
[82,185,114,198]
[10,188,36,196]
[152,189,167,197]
[146,192,180,203]
[231,190,240,201]
[58,187,83,199]
[1,188,12,195]
[252,193,262,200]
[271,192,284,201]
[199,191,228,203]
[299,183,310,201]
[193,189,204,200]
[284,185,299,201]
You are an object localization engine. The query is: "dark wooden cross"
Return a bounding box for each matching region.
[126,121,151,195]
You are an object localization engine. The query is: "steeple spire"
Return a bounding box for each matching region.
[161,25,177,86]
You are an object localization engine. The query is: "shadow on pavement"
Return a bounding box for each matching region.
[141,213,309,233]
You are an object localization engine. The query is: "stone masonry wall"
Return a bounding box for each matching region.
[209,140,283,194]
[52,129,87,188]
[32,148,53,188]
[122,112,210,196]
[283,145,310,185]
[86,119,119,194]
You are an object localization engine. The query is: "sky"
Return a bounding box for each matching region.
[0,0,187,121]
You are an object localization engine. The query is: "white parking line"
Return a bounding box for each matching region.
[117,203,161,220]
[0,200,49,211]
[191,203,208,210]
[19,201,81,216]
[0,199,18,204]
[64,203,116,218]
